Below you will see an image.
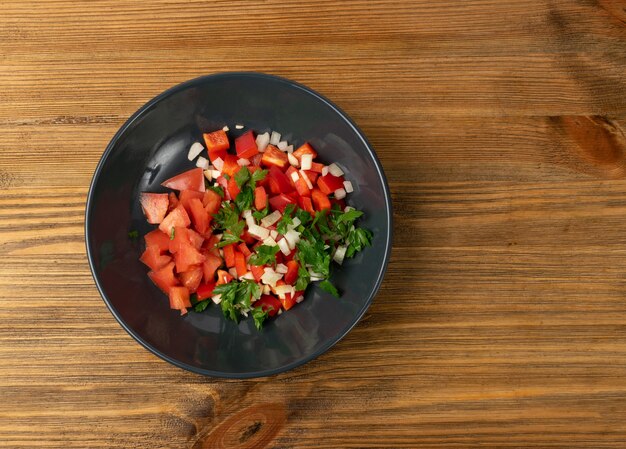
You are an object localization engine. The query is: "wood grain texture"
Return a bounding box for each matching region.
[2,0,626,447]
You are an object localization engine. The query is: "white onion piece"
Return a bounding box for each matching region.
[343,181,354,193]
[334,188,347,200]
[242,210,252,219]
[310,275,324,282]
[344,206,354,212]
[261,210,281,227]
[288,152,299,167]
[228,267,238,277]
[196,156,209,169]
[222,125,229,132]
[256,132,270,152]
[300,154,313,170]
[333,245,347,265]
[241,271,255,280]
[188,142,204,161]
[248,224,270,240]
[263,284,271,295]
[322,166,329,176]
[309,270,323,278]
[328,163,344,177]
[295,295,304,304]
[235,124,244,129]
[237,158,250,166]
[203,169,212,181]
[277,238,291,255]
[277,141,288,151]
[269,230,278,240]
[290,171,299,183]
[275,285,295,296]
[245,214,255,228]
[290,217,301,229]
[284,229,301,249]
[275,263,288,274]
[285,145,294,153]
[212,294,222,304]
[261,267,283,286]
[270,131,281,145]
[213,157,224,172]
[299,170,313,189]
[263,236,278,247]
[211,170,221,179]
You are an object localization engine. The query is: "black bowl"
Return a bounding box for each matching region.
[85,72,392,378]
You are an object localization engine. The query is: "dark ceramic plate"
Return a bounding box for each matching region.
[85,72,392,378]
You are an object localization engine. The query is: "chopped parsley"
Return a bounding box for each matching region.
[169,227,175,240]
[248,244,280,266]
[212,279,262,323]
[319,279,339,297]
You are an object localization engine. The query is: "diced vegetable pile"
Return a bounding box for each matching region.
[138,126,372,329]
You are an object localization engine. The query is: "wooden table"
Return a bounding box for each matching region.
[2,1,626,447]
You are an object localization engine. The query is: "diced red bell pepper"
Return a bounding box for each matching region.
[294,175,311,197]
[241,230,257,245]
[238,242,251,257]
[203,130,230,160]
[158,205,191,235]
[147,261,179,294]
[283,249,297,262]
[162,167,205,192]
[223,243,236,268]
[140,193,169,224]
[174,242,206,273]
[309,162,324,173]
[317,174,345,195]
[284,260,299,285]
[215,176,231,201]
[196,281,216,300]
[311,189,331,211]
[179,266,203,293]
[250,265,265,282]
[280,291,297,311]
[261,145,289,169]
[254,186,267,210]
[293,142,318,161]
[178,190,204,215]
[269,165,293,194]
[168,286,191,315]
[269,193,297,213]
[202,189,222,215]
[250,153,263,167]
[285,166,298,187]
[144,229,170,253]
[234,251,247,277]
[216,269,233,285]
[202,252,222,283]
[235,130,259,159]
[188,197,210,234]
[254,294,282,317]
[304,170,319,184]
[227,176,240,200]
[221,154,240,178]
[140,245,172,271]
[298,196,315,214]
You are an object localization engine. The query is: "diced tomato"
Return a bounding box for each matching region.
[159,205,191,235]
[298,196,315,214]
[140,245,172,271]
[317,174,345,195]
[227,176,240,200]
[238,242,251,257]
[188,197,210,234]
[234,251,247,277]
[147,261,179,294]
[203,189,222,215]
[253,294,282,317]
[203,130,230,153]
[162,167,205,193]
[250,265,265,282]
[178,190,204,215]
[140,193,169,224]
[202,252,222,283]
[304,170,319,183]
[311,189,331,211]
[169,227,189,253]
[254,186,267,210]
[275,251,284,265]
[250,153,263,167]
[309,162,324,173]
[167,192,179,212]
[293,142,318,161]
[174,242,206,273]
[280,292,297,311]
[261,145,288,169]
[186,228,205,249]
[196,281,216,300]
[235,130,259,159]
[215,176,231,200]
[223,243,236,268]
[269,166,293,194]
[169,286,191,315]
[269,193,296,213]
[284,260,299,285]
[294,176,311,197]
[216,269,233,285]
[179,266,203,293]
[203,234,221,256]
[144,229,170,253]
[221,154,240,178]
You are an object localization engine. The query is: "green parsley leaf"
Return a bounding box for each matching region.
[253,205,270,220]
[276,203,296,234]
[346,227,373,258]
[170,227,175,240]
[296,237,330,278]
[213,203,245,246]
[336,209,363,225]
[251,306,269,330]
[248,244,279,266]
[294,264,310,291]
[213,279,262,323]
[216,226,245,248]
[194,300,211,313]
[250,169,268,188]
[294,209,312,227]
[128,230,139,240]
[234,185,254,213]
[207,185,224,197]
[319,280,339,297]
[234,166,250,188]
[223,173,230,181]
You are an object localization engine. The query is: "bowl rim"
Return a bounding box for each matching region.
[85,71,393,378]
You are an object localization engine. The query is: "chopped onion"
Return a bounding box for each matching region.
[277,141,288,151]
[263,236,278,247]
[275,284,295,296]
[344,206,354,212]
[277,308,283,315]
[300,154,313,170]
[295,295,304,304]
[322,166,329,176]
[213,157,224,172]
[211,170,221,179]
[228,267,238,277]
[333,245,347,265]
[222,125,229,132]
[309,270,323,278]
[310,275,324,282]
[261,210,281,227]
[288,152,299,167]
[263,284,271,295]
[285,145,294,153]
[343,181,354,193]
[241,271,255,280]
[290,217,301,228]
[270,131,281,145]
[242,210,252,219]
[244,212,255,228]
[237,158,250,166]
[261,267,283,286]
[235,124,244,129]
[290,171,300,183]
[269,230,278,240]
[212,294,222,304]
[203,169,212,181]
[196,156,209,169]
[299,170,313,189]
[187,142,204,161]
[256,132,270,152]
[334,188,346,200]
[248,224,270,240]
[275,263,288,274]
[278,238,291,255]
[284,229,301,249]
[328,163,344,177]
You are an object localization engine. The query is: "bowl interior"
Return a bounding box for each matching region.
[86,73,391,377]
